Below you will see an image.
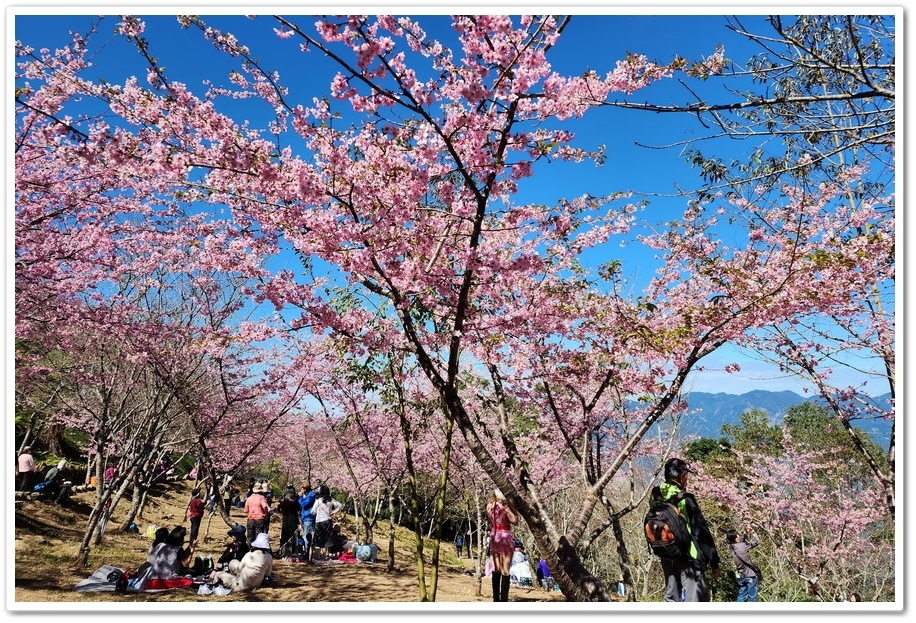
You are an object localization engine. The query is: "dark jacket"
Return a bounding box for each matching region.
[729,534,760,578]
[654,481,720,570]
[218,540,251,565]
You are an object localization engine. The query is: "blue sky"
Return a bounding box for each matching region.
[11,10,892,397]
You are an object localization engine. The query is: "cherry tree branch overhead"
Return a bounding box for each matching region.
[14,12,895,602]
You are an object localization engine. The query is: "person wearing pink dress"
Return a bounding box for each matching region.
[487,488,519,602]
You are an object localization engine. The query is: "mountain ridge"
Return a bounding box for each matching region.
[677,389,892,445]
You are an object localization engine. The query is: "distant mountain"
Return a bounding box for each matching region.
[675,390,892,446]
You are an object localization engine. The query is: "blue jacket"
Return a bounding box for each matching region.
[298,490,316,521]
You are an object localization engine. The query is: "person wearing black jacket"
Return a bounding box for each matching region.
[651,458,721,601]
[217,524,251,568]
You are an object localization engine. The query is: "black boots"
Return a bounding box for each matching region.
[492,573,511,601]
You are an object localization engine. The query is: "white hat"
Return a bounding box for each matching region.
[251,533,271,550]
[493,488,506,501]
[57,460,67,470]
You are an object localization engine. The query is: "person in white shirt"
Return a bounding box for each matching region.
[311,483,344,561]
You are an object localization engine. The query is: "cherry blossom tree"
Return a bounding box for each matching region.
[696,429,889,600]
[14,14,893,599]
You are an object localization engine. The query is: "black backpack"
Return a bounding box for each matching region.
[644,486,692,560]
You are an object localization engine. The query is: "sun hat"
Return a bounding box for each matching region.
[227,524,246,539]
[251,532,271,550]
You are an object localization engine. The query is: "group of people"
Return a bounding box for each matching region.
[199,476,347,565]
[137,522,273,594]
[483,457,773,603]
[16,446,72,504]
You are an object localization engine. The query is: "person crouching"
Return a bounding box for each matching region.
[208,532,273,592]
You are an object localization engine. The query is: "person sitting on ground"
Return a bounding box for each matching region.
[326,523,350,558]
[536,557,553,590]
[147,527,170,560]
[217,524,251,568]
[208,532,274,592]
[229,485,242,509]
[149,526,192,579]
[104,464,118,483]
[509,540,533,586]
[36,459,73,503]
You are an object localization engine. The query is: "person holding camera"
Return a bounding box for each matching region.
[726,528,761,602]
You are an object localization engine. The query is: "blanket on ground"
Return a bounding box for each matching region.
[73,565,195,592]
[73,565,140,593]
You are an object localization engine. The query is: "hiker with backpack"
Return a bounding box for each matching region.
[645,457,720,602]
[726,529,761,602]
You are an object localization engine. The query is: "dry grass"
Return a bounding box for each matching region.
[13,478,566,607]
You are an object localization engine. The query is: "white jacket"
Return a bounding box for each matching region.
[214,548,273,591]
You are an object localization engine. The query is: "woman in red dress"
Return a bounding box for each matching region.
[487,488,519,602]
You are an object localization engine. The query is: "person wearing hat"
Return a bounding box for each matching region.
[217,524,251,568]
[17,446,35,492]
[650,457,720,602]
[243,482,271,545]
[208,531,273,592]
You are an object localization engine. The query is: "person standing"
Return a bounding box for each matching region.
[464,532,472,558]
[244,482,270,545]
[187,487,205,546]
[221,475,234,515]
[455,532,464,558]
[727,529,761,602]
[650,457,721,602]
[277,485,302,557]
[298,481,316,560]
[311,483,344,561]
[17,446,35,492]
[486,488,518,602]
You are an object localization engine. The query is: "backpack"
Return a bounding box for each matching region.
[644,486,692,560]
[31,480,53,494]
